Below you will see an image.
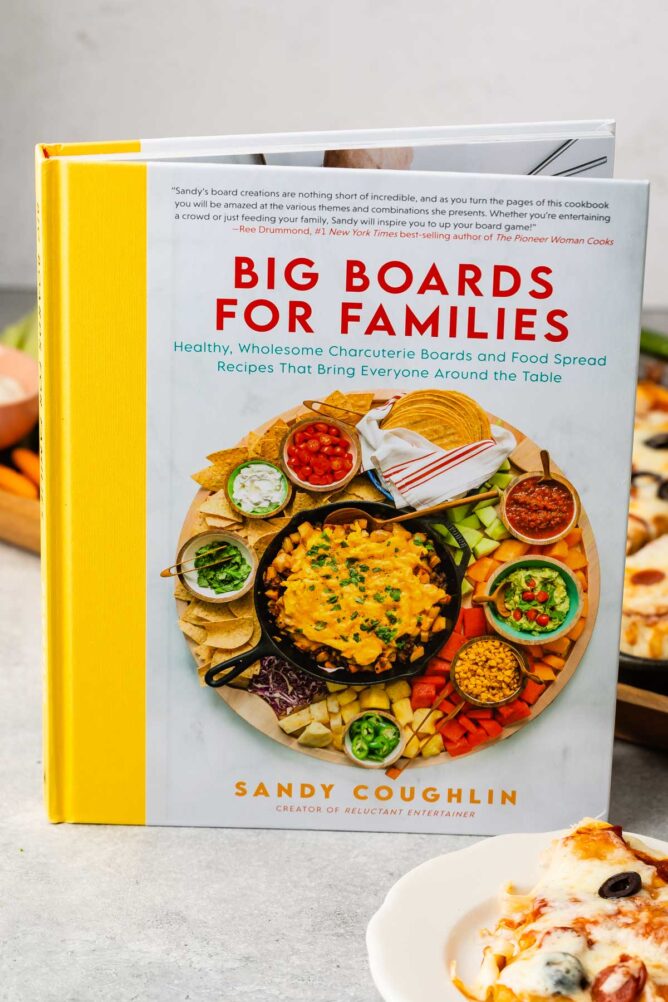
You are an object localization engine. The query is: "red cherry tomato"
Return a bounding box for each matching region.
[536,613,550,626]
[287,446,299,460]
[305,438,320,453]
[312,457,329,474]
[314,422,328,433]
[526,577,536,588]
[332,445,345,456]
[512,609,522,622]
[296,448,311,464]
[310,474,324,485]
[522,591,535,602]
[294,431,306,445]
[327,425,341,437]
[317,434,331,447]
[536,590,549,603]
[342,455,353,468]
[330,458,344,472]
[526,608,537,622]
[321,445,335,456]
[323,473,335,484]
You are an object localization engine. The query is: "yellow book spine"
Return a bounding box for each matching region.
[36,152,147,823]
[36,149,68,821]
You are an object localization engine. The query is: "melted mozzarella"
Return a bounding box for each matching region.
[471,821,668,1001]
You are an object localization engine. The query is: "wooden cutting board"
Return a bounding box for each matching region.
[0,491,40,553]
[615,682,668,752]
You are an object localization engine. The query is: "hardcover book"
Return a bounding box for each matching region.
[36,121,648,832]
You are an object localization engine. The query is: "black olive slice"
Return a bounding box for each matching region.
[644,433,668,449]
[598,871,642,898]
[658,480,668,500]
[543,953,588,994]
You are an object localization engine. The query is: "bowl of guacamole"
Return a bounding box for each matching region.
[176,529,257,603]
[481,557,583,646]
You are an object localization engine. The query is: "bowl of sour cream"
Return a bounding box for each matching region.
[226,459,292,519]
[0,346,39,450]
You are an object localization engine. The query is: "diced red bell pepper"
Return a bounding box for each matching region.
[479,718,503,739]
[440,632,467,661]
[521,679,545,706]
[467,707,493,719]
[437,698,456,715]
[439,718,465,742]
[410,680,437,710]
[495,699,532,725]
[462,607,487,637]
[445,737,471,757]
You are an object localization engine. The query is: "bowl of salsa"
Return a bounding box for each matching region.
[500,471,580,545]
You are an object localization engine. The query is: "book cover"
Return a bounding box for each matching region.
[36,124,647,832]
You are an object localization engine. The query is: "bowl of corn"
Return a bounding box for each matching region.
[450,636,529,708]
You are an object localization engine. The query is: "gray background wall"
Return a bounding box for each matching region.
[2,0,666,303]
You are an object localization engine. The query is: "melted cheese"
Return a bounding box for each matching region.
[281,522,447,666]
[467,821,668,1002]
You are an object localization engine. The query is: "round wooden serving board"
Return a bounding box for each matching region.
[175,392,600,770]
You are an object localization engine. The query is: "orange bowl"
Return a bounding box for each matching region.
[0,346,39,450]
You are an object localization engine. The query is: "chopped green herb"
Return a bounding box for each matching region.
[193,541,251,595]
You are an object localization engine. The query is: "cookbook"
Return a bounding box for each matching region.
[36,120,648,832]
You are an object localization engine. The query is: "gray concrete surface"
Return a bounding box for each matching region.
[1,291,667,1001]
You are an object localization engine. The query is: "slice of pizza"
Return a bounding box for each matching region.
[621,536,668,659]
[454,819,668,1002]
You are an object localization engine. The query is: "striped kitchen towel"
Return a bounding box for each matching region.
[356,399,516,509]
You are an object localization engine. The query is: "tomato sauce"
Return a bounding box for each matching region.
[505,476,575,540]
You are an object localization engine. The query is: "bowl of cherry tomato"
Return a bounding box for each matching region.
[282,417,361,492]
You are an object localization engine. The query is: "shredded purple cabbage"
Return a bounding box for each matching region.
[248,656,326,717]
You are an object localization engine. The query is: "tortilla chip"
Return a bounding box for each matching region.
[228,660,262,689]
[203,618,255,649]
[251,418,289,461]
[192,643,212,663]
[246,518,278,544]
[181,601,206,625]
[289,490,320,515]
[205,445,248,467]
[174,580,191,602]
[179,620,207,644]
[204,515,240,529]
[253,532,278,556]
[227,592,254,618]
[347,475,384,501]
[318,390,373,423]
[193,447,248,491]
[199,489,238,520]
[196,661,212,686]
[189,512,210,535]
[186,599,238,623]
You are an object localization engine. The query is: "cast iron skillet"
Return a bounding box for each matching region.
[618,652,668,696]
[204,500,470,689]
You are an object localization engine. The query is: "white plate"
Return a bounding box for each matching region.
[366,828,668,1002]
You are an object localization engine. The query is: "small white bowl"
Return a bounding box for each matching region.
[176,530,257,604]
[343,710,406,769]
[0,346,39,450]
